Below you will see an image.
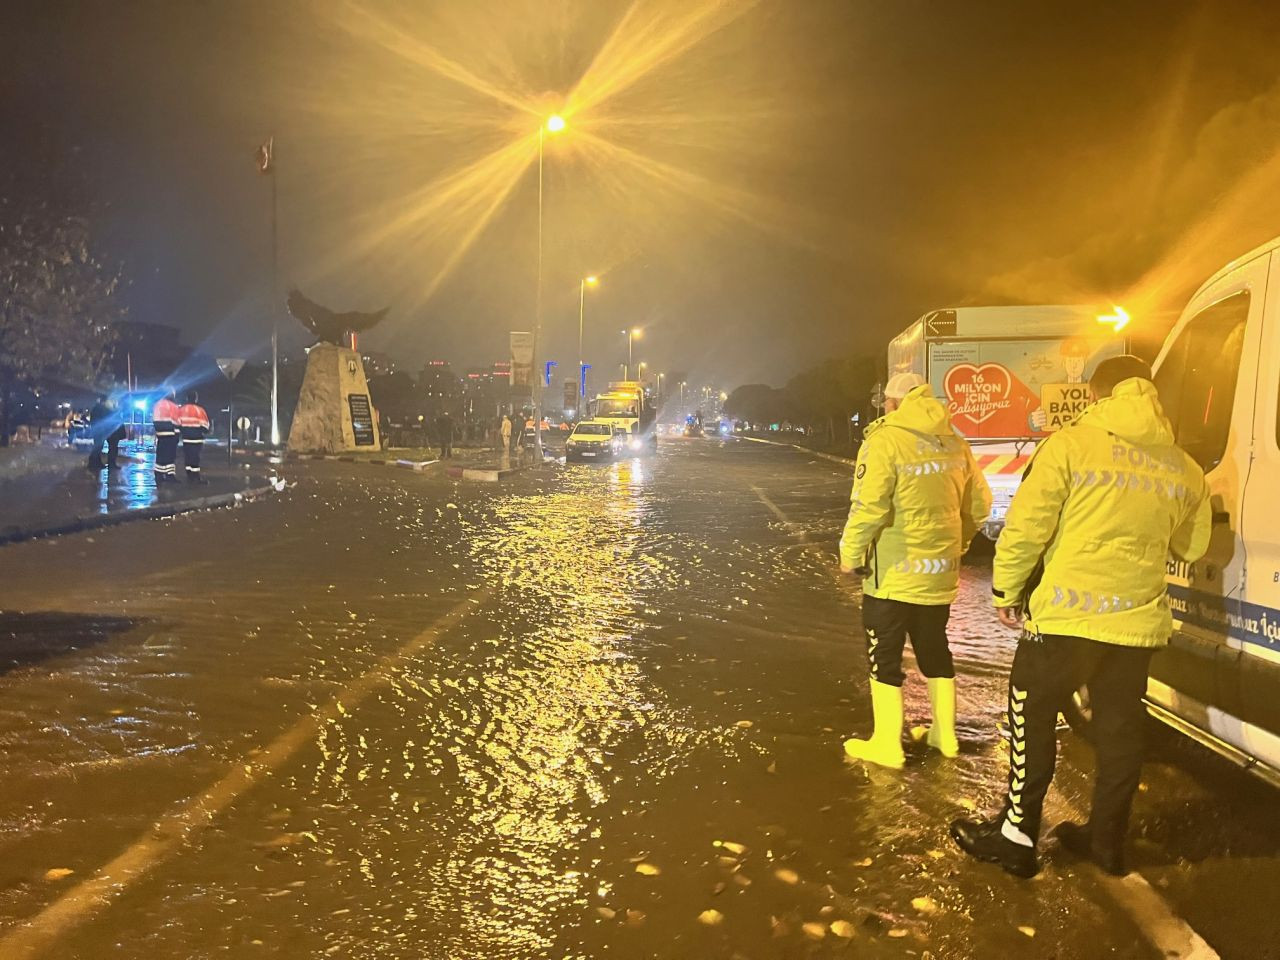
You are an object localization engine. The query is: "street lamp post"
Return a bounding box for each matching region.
[531,113,566,462]
[578,275,598,398]
[622,327,641,379]
[270,164,280,448]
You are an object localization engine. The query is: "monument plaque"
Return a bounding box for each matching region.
[348,394,375,446]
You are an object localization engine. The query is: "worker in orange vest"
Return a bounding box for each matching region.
[151,389,182,484]
[177,390,211,483]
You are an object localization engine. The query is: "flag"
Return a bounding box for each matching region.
[255,135,273,174]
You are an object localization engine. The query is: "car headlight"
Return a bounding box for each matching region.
[629,438,642,450]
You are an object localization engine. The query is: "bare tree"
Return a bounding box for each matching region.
[0,196,124,444]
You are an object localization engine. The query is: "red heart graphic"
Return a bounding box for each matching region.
[944,363,1013,426]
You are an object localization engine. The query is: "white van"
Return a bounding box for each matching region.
[1136,237,1280,785]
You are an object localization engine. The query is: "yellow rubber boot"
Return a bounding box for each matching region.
[911,676,959,758]
[844,681,905,769]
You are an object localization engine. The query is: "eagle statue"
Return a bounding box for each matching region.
[286,289,389,347]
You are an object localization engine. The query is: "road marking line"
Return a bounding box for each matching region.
[1046,792,1219,960]
[0,590,491,960]
[751,485,809,543]
[1102,873,1219,959]
[758,487,1219,959]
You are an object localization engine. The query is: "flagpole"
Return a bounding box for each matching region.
[270,138,280,448]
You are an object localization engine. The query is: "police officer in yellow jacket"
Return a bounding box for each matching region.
[840,373,992,769]
[951,357,1211,878]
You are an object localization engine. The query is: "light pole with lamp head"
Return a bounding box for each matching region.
[578,275,598,398]
[530,112,566,461]
[622,327,641,379]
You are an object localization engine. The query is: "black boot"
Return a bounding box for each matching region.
[950,818,1039,879]
[1054,822,1126,876]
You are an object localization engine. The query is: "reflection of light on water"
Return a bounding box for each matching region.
[293,466,680,957]
[94,458,161,514]
[611,457,644,489]
[405,473,665,953]
[125,460,154,508]
[95,472,111,514]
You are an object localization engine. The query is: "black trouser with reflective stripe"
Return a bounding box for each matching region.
[1001,633,1153,848]
[154,422,178,478]
[180,428,205,477]
[861,595,954,687]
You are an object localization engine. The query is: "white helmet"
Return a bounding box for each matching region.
[884,372,927,400]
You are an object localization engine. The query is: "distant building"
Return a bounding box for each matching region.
[418,360,461,417]
[463,362,513,418]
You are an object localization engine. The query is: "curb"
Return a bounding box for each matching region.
[738,435,857,468]
[242,447,531,473]
[0,483,278,547]
[286,452,440,471]
[238,448,442,471]
[451,458,563,483]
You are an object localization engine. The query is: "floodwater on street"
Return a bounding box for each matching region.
[0,439,1275,959]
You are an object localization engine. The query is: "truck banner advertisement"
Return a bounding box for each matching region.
[1038,382,1094,431]
[927,337,1123,439]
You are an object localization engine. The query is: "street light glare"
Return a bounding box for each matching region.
[631,328,642,338]
[545,114,566,133]
[585,275,599,286]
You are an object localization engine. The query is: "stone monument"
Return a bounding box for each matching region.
[285,290,388,454]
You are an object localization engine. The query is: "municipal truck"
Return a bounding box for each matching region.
[590,381,658,453]
[886,305,1129,538]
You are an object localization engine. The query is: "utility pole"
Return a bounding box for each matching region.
[270,150,280,448]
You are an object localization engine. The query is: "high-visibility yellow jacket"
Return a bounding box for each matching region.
[840,385,992,605]
[993,377,1211,647]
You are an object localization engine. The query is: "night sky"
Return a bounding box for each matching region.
[5,0,1280,386]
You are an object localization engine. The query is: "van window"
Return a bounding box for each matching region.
[1153,291,1250,471]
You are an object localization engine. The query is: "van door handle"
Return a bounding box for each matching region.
[1212,511,1230,525]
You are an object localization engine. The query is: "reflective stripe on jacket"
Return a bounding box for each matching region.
[839,384,992,605]
[177,404,210,431]
[153,398,181,432]
[993,377,1211,648]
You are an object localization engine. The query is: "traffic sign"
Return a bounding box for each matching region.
[216,357,246,380]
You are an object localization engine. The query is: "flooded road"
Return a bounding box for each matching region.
[0,439,1274,959]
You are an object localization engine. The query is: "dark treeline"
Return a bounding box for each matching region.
[724,355,879,447]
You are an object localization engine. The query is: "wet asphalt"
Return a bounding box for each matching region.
[0,437,1275,959]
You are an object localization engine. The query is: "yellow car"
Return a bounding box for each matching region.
[565,420,625,462]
